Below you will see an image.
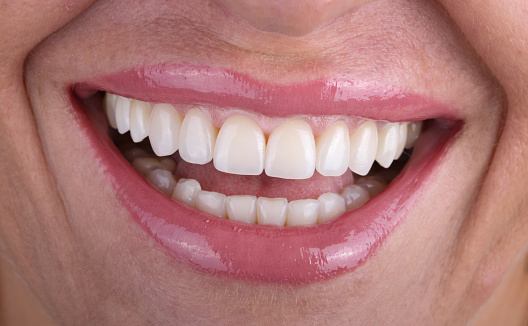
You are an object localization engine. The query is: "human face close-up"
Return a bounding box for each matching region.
[1,0,528,325]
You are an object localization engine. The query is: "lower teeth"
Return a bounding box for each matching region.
[118,139,394,227]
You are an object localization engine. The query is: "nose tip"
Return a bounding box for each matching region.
[215,0,377,37]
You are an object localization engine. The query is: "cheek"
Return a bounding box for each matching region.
[2,0,97,60]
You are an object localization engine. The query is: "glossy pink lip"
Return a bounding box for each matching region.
[74,65,459,284]
[82,64,457,121]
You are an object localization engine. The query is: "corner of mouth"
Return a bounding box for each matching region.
[69,64,463,284]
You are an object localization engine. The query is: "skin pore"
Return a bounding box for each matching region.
[1,0,528,324]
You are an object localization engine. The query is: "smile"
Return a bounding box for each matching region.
[74,64,460,283]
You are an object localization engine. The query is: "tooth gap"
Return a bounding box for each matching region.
[103,92,423,227]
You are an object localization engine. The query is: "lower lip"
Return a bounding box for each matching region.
[74,95,457,284]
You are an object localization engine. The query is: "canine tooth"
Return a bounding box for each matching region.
[355,176,387,197]
[256,197,288,226]
[172,178,201,207]
[317,193,346,223]
[341,185,370,210]
[316,121,350,176]
[405,121,423,149]
[376,123,399,168]
[214,115,265,175]
[104,93,118,129]
[179,108,218,165]
[146,169,176,196]
[149,104,183,156]
[226,195,257,224]
[265,120,316,179]
[132,157,164,176]
[129,100,152,143]
[196,191,227,218]
[286,199,320,226]
[394,122,408,160]
[349,121,378,176]
[115,95,132,134]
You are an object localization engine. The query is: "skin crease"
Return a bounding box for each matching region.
[0,0,528,325]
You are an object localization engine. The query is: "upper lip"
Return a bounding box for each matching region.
[78,64,459,121]
[73,64,461,284]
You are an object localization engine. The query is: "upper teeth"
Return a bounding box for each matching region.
[105,92,423,179]
[214,114,266,175]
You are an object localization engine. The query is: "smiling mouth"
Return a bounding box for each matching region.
[105,91,422,226]
[74,64,460,283]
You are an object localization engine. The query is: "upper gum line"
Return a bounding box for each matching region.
[170,106,371,137]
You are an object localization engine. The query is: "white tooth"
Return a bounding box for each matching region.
[179,108,218,165]
[375,122,400,168]
[394,122,408,160]
[115,95,132,134]
[129,100,152,143]
[286,199,320,226]
[104,93,118,129]
[213,115,265,175]
[226,195,257,224]
[195,191,227,218]
[341,185,370,210]
[317,193,346,223]
[256,197,288,226]
[405,121,423,149]
[355,176,387,197]
[265,120,316,179]
[146,169,177,196]
[172,178,201,207]
[132,157,164,176]
[149,104,183,156]
[316,121,350,177]
[349,121,378,176]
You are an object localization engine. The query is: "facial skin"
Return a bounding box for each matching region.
[1,0,528,325]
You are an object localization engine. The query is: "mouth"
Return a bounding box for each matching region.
[73,64,460,284]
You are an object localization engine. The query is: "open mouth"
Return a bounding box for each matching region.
[73,64,460,283]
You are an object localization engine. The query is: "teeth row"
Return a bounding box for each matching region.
[105,93,422,179]
[125,149,387,226]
